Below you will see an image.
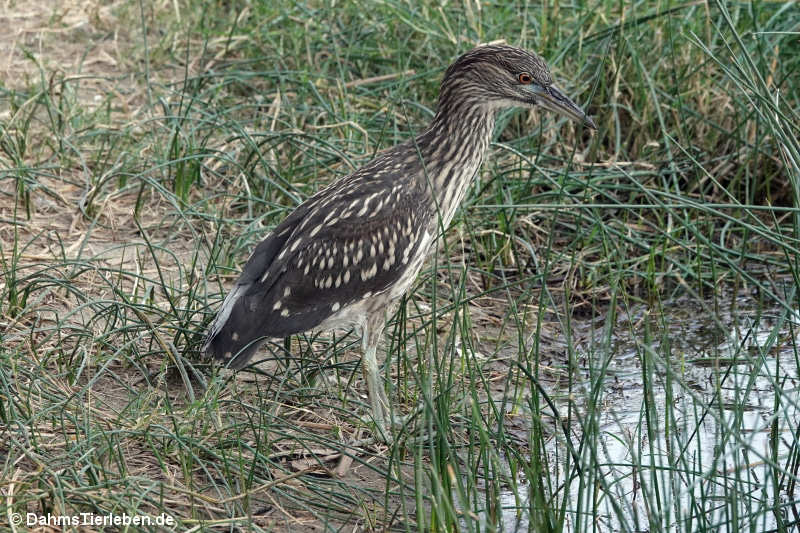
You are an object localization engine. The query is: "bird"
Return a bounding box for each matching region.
[203,44,596,441]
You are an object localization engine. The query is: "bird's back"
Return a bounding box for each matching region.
[203,141,433,367]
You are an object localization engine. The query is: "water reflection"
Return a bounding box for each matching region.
[492,296,800,532]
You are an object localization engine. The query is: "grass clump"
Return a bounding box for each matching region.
[1,0,799,531]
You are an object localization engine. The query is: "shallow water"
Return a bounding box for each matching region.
[495,294,800,532]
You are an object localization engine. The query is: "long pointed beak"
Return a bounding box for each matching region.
[530,84,597,130]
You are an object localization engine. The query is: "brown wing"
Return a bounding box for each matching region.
[203,151,431,367]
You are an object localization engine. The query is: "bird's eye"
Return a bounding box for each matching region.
[518,72,533,84]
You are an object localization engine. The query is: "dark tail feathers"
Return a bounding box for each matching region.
[202,284,267,369]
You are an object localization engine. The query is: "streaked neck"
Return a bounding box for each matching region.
[416,98,496,218]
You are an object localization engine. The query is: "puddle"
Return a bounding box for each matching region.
[494,294,800,532]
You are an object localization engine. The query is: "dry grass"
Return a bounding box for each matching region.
[2,1,799,531]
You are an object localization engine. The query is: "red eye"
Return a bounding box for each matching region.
[518,72,533,84]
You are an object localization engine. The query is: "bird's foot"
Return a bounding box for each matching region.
[360,408,408,444]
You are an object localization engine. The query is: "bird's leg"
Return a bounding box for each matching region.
[361,312,397,442]
[362,338,391,441]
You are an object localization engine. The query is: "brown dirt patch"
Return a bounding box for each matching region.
[1,1,127,93]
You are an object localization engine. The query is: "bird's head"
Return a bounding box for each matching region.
[439,44,597,130]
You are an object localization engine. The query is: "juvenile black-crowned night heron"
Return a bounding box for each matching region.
[204,44,596,439]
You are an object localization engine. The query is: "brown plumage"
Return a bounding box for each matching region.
[203,44,596,440]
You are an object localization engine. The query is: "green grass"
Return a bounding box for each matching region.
[1,0,799,531]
